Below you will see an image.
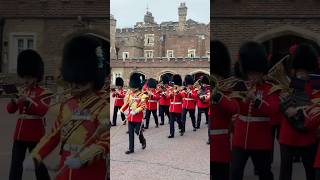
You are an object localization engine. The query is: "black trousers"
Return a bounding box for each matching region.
[279,144,317,180]
[145,110,158,128]
[231,147,274,180]
[9,140,50,180]
[197,107,209,128]
[128,121,145,151]
[211,162,230,180]
[315,169,320,180]
[169,112,183,136]
[159,105,170,124]
[112,106,125,125]
[182,108,196,132]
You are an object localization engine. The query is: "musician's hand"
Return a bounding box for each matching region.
[285,107,298,118]
[64,157,83,169]
[130,110,137,116]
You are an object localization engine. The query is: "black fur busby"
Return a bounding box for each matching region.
[292,43,320,73]
[184,75,194,85]
[238,41,269,75]
[115,77,124,87]
[61,35,107,90]
[129,73,143,89]
[171,74,182,86]
[17,49,44,82]
[211,40,231,78]
[147,78,157,88]
[161,74,170,85]
[201,76,209,85]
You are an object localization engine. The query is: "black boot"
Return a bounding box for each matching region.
[125,150,134,154]
[168,135,174,138]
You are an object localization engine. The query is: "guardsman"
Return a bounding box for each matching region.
[120,73,148,154]
[210,40,239,180]
[278,44,319,180]
[230,41,280,180]
[167,74,184,138]
[196,76,210,128]
[181,75,198,132]
[111,77,126,126]
[157,75,171,125]
[144,78,160,129]
[24,35,109,180]
[8,49,51,180]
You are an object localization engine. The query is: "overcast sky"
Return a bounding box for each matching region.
[111,0,210,28]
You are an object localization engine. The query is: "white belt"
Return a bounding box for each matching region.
[239,115,270,122]
[171,102,182,105]
[63,144,82,153]
[148,100,157,103]
[210,129,229,135]
[183,98,194,101]
[19,114,43,120]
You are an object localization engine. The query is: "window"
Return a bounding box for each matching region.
[144,50,154,58]
[188,49,196,58]
[9,34,35,73]
[122,52,129,60]
[167,50,174,58]
[144,34,154,46]
[206,51,210,57]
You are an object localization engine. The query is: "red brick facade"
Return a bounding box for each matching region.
[212,0,320,63]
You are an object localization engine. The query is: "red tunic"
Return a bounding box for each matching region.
[181,86,197,110]
[7,86,52,142]
[279,83,317,146]
[112,88,125,107]
[168,89,183,113]
[158,85,170,106]
[146,89,160,110]
[210,91,238,163]
[120,91,148,122]
[232,82,280,150]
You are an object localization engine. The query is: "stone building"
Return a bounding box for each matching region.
[0,0,109,85]
[110,3,210,85]
[212,0,320,64]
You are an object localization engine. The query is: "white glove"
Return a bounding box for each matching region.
[23,156,36,171]
[130,110,137,116]
[64,157,83,169]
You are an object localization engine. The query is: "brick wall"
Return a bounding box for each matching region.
[212,0,320,64]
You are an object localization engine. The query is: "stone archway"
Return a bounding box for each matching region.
[253,25,320,66]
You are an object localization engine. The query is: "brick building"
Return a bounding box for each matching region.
[212,0,320,64]
[0,0,109,85]
[110,3,210,85]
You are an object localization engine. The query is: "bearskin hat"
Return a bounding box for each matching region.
[292,43,319,73]
[17,49,44,82]
[129,73,143,89]
[147,78,157,88]
[115,77,124,87]
[61,35,107,90]
[201,76,209,85]
[171,74,182,86]
[211,40,231,78]
[161,74,170,85]
[233,61,242,78]
[238,41,269,75]
[184,75,194,85]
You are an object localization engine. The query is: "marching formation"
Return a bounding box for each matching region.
[111,72,211,154]
[210,40,320,180]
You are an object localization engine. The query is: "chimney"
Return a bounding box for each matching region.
[178,2,187,31]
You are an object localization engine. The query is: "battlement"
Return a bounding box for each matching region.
[116,23,207,35]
